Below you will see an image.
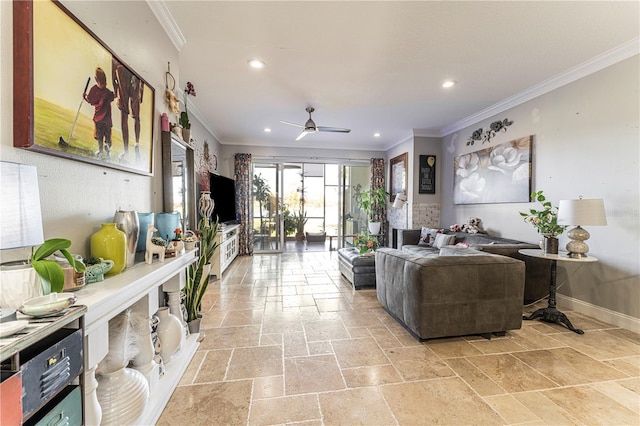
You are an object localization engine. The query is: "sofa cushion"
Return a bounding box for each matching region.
[402,245,440,257]
[433,233,456,248]
[439,246,486,256]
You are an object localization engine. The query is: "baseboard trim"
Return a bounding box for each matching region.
[557,294,640,334]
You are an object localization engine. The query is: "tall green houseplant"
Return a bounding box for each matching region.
[184,218,219,323]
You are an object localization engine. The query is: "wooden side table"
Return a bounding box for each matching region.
[518,249,597,334]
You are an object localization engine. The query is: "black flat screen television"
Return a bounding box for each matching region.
[210,173,238,224]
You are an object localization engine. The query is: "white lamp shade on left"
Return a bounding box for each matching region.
[0,161,44,250]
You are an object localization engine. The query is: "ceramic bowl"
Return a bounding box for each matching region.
[18,293,78,317]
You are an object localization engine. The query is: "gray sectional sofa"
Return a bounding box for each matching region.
[374,229,550,341]
[397,230,549,304]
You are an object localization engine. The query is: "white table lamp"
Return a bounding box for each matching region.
[1,161,46,310]
[557,197,606,258]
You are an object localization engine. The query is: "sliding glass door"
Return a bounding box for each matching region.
[252,163,281,252]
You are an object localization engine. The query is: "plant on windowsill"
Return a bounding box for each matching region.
[184,218,219,332]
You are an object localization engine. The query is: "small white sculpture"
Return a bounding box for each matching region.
[145,224,165,264]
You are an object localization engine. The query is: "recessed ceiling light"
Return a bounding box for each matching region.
[264,128,271,133]
[442,80,457,88]
[248,59,265,69]
[373,132,381,138]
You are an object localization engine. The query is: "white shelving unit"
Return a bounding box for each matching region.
[210,224,240,279]
[75,249,197,425]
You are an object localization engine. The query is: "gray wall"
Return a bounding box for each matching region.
[439,56,639,319]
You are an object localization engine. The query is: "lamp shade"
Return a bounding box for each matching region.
[0,162,45,250]
[392,193,407,209]
[557,198,607,226]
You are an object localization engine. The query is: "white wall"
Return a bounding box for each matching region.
[440,56,640,320]
[0,1,221,262]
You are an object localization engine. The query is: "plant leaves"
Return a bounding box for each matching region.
[31,259,64,293]
[32,238,71,261]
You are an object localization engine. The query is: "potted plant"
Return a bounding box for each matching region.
[293,209,308,241]
[82,256,114,284]
[179,81,196,143]
[31,238,86,294]
[353,232,379,255]
[184,218,219,332]
[519,190,566,254]
[357,187,389,234]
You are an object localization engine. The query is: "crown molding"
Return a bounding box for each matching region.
[441,37,640,137]
[412,129,442,138]
[188,103,221,143]
[147,0,186,51]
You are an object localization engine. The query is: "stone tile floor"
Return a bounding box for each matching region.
[158,251,640,425]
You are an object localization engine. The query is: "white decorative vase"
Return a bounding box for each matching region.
[368,221,381,235]
[96,367,149,426]
[0,265,41,309]
[199,191,215,225]
[156,306,183,363]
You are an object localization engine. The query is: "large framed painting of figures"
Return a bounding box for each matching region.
[453,136,532,204]
[13,0,155,176]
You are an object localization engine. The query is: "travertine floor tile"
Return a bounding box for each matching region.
[425,336,484,358]
[193,348,232,383]
[158,381,251,425]
[552,329,640,360]
[252,375,284,399]
[304,318,350,341]
[484,394,539,424]
[543,385,640,425]
[285,354,346,395]
[467,353,558,392]
[318,387,397,425]
[332,337,390,368]
[249,394,320,425]
[384,345,455,381]
[226,345,283,380]
[512,391,579,425]
[342,364,403,387]
[445,358,504,396]
[198,325,261,349]
[381,378,504,424]
[512,347,627,386]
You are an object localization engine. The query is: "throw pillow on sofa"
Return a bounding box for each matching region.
[433,233,456,248]
[419,227,443,247]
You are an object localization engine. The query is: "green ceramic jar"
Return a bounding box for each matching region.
[91,223,127,275]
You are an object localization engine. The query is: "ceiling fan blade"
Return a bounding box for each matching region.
[280,120,305,129]
[317,126,351,133]
[295,131,309,141]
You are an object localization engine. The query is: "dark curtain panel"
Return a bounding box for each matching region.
[234,153,253,255]
[370,158,387,245]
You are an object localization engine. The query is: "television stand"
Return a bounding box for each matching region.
[210,224,239,279]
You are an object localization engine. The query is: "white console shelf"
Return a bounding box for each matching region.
[75,249,197,425]
[210,224,239,279]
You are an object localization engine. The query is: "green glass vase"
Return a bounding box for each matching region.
[91,223,127,275]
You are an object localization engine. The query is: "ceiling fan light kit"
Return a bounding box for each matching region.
[281,107,351,141]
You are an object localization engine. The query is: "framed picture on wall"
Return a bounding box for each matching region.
[419,155,436,194]
[13,0,155,176]
[389,153,408,202]
[453,136,532,204]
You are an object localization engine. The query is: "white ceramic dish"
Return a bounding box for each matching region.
[18,293,78,317]
[0,320,29,338]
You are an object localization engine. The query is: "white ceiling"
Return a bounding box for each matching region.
[154,1,639,151]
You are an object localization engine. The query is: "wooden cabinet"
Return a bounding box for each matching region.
[0,306,86,425]
[210,224,239,279]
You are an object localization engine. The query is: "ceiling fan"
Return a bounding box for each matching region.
[280,107,351,141]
